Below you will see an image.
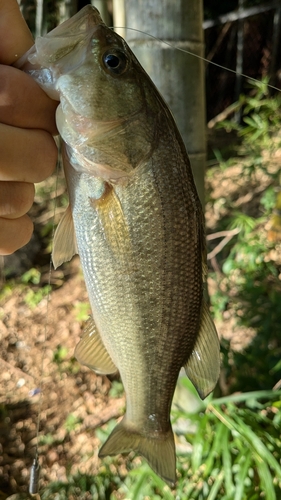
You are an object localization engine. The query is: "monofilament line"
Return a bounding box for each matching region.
[114,27,281,94]
[29,158,60,496]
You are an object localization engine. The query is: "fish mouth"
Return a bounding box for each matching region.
[17,7,108,100]
[17,5,129,101]
[15,6,103,71]
[44,5,104,42]
[32,7,104,68]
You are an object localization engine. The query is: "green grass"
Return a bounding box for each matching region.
[40,389,281,499]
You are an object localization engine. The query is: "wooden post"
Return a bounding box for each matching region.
[124,0,206,206]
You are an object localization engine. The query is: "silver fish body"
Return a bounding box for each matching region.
[23,6,220,485]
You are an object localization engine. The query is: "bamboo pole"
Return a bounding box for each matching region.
[124,0,206,206]
[59,0,78,23]
[112,0,126,38]
[93,0,111,26]
[35,0,44,37]
[234,0,245,122]
[270,5,281,88]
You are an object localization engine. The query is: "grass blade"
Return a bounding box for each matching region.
[211,390,281,407]
[207,471,224,500]
[204,421,225,476]
[221,427,235,497]
[254,454,276,500]
[234,451,252,500]
[209,404,281,477]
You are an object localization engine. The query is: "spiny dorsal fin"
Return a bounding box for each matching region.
[184,300,220,399]
[52,205,78,269]
[75,316,117,375]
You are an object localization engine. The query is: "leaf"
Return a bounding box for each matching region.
[271,359,281,373]
[127,470,150,500]
[234,452,252,500]
[207,471,224,500]
[204,421,226,476]
[209,405,281,477]
[255,456,276,500]
[222,428,235,497]
[190,414,209,472]
[211,390,281,406]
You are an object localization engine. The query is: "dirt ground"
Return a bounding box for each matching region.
[0,255,127,497]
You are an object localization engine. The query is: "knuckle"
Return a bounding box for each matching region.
[0,182,34,217]
[0,215,33,255]
[16,183,35,213]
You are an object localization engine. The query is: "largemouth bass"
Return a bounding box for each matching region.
[20,6,220,485]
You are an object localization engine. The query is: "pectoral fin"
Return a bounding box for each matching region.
[184,301,220,399]
[52,205,78,269]
[92,184,131,258]
[75,316,117,375]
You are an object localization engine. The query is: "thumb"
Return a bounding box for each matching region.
[0,0,34,65]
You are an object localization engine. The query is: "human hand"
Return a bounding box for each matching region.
[0,0,58,255]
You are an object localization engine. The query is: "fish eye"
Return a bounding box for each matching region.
[102,49,128,75]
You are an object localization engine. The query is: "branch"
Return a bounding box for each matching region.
[203,1,279,29]
[207,228,240,260]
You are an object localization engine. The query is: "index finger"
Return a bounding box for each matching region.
[0,0,34,64]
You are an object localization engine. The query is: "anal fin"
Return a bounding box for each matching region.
[184,300,220,399]
[75,316,117,375]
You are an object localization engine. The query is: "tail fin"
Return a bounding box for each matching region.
[98,418,176,486]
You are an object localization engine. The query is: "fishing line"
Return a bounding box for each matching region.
[114,27,281,93]
[28,159,60,496]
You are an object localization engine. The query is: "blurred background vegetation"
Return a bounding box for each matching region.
[1,0,281,498]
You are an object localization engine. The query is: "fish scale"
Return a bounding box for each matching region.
[21,5,220,486]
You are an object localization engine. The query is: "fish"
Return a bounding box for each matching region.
[20,5,220,486]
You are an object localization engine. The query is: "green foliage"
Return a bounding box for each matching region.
[39,433,56,446]
[211,202,281,391]
[211,194,281,391]
[73,301,91,322]
[53,345,80,375]
[21,268,41,285]
[0,282,13,303]
[41,390,281,499]
[108,381,124,399]
[64,413,82,433]
[209,79,281,392]
[41,466,123,500]
[24,284,51,309]
[53,345,69,365]
[126,391,281,499]
[95,419,117,445]
[217,78,281,178]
